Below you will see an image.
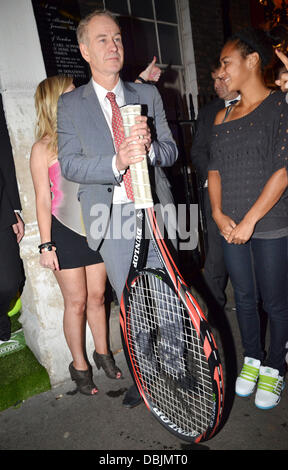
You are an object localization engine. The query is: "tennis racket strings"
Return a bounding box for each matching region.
[127,271,215,437]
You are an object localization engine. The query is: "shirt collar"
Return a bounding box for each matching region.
[92,78,124,104]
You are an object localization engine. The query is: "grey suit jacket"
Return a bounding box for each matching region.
[57,79,178,250]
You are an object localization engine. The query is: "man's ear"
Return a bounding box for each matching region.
[79,42,90,63]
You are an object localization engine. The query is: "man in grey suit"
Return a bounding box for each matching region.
[57,10,178,407]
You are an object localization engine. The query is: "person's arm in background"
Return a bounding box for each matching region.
[0,94,24,242]
[135,56,161,84]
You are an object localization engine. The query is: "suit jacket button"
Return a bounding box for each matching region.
[107,187,112,192]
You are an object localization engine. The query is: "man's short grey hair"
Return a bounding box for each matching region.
[76,9,120,45]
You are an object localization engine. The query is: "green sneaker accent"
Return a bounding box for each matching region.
[255,366,285,409]
[257,374,283,394]
[239,363,259,383]
[7,296,22,317]
[236,357,261,397]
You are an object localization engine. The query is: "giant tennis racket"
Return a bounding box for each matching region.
[119,104,224,443]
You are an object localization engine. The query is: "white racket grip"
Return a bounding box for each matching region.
[120,104,153,209]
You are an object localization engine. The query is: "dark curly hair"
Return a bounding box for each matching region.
[227,28,275,70]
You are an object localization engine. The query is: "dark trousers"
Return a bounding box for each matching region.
[203,189,228,310]
[222,235,288,375]
[0,225,25,339]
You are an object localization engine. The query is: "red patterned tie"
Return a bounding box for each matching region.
[106,92,134,201]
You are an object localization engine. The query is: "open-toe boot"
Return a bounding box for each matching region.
[69,362,98,395]
[93,351,122,379]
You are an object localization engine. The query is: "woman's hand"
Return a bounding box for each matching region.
[40,248,59,271]
[213,211,236,240]
[226,218,255,245]
[227,167,288,244]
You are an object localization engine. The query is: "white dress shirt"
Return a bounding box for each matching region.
[92,78,155,204]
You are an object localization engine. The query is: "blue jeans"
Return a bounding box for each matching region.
[222,236,288,375]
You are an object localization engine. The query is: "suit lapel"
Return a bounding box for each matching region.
[123,82,140,106]
[81,80,140,148]
[82,80,114,149]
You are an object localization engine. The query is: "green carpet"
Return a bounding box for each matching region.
[0,313,51,412]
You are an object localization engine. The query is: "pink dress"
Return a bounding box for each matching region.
[48,161,86,236]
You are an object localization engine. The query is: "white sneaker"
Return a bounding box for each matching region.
[255,366,285,410]
[235,357,261,397]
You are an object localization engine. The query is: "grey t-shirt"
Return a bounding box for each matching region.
[209,90,288,236]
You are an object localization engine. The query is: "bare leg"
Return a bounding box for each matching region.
[85,262,122,379]
[54,267,88,371]
[85,262,108,354]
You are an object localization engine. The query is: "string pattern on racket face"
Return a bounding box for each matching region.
[126,272,215,440]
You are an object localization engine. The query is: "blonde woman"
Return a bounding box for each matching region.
[30,76,122,396]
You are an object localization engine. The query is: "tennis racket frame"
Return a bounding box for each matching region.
[119,104,224,443]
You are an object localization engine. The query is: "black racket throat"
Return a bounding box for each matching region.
[128,206,174,292]
[130,208,150,274]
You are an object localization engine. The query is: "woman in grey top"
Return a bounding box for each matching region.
[208,28,288,410]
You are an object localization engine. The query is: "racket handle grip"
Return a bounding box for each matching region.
[120,104,153,209]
